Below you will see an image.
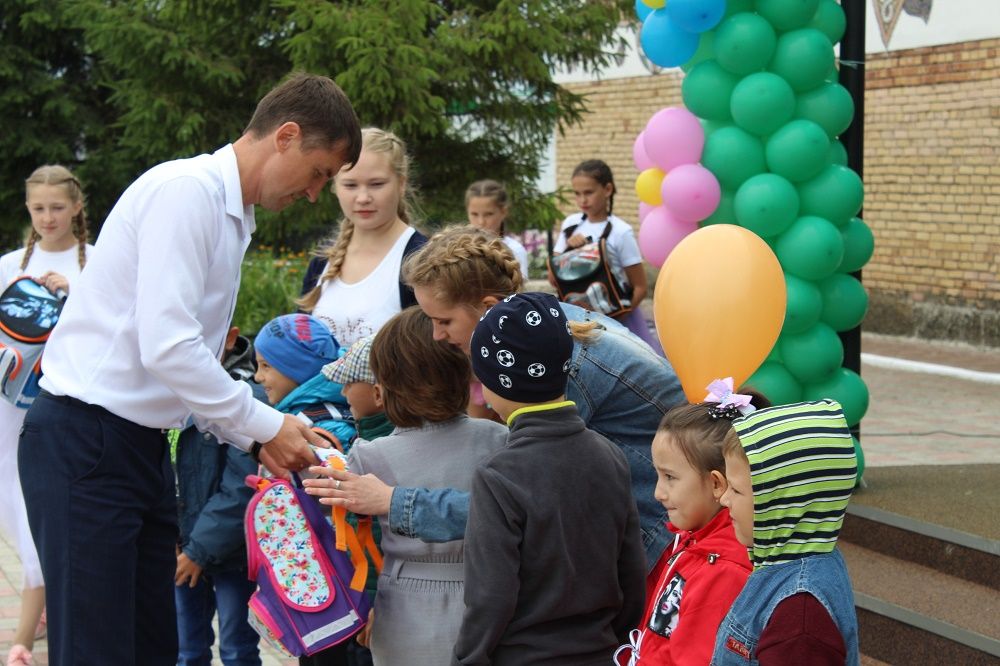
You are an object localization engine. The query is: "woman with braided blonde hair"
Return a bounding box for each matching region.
[310,225,687,572]
[298,127,427,347]
[0,164,93,666]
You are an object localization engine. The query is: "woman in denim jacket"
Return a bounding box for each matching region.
[313,227,686,570]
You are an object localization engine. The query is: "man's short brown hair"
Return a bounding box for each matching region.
[369,307,471,428]
[244,72,362,167]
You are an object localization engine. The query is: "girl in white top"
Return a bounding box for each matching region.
[298,128,425,347]
[0,165,93,666]
[550,159,661,351]
[464,179,529,280]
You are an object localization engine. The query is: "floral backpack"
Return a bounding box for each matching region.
[244,454,382,657]
[0,277,65,408]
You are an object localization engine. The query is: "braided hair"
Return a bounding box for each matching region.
[22,165,89,271]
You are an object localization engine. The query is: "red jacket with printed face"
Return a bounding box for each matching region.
[617,508,752,666]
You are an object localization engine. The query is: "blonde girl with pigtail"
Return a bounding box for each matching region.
[464,179,529,279]
[0,164,93,666]
[298,128,427,347]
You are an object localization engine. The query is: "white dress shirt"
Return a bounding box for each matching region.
[40,144,283,450]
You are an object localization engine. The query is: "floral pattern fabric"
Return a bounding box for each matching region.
[253,483,331,608]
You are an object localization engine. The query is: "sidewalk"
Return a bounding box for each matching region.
[2,332,998,664]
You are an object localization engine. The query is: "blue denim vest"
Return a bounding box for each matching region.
[560,304,686,568]
[710,549,860,666]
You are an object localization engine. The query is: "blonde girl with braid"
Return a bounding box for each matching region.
[311,227,687,577]
[0,164,93,666]
[298,127,427,347]
[465,179,529,279]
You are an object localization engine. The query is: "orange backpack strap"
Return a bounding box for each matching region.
[310,426,344,452]
[355,516,384,574]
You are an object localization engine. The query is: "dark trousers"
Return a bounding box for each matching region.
[18,391,179,666]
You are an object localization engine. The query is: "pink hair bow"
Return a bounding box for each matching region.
[704,377,756,417]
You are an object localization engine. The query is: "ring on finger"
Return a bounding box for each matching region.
[335,480,342,490]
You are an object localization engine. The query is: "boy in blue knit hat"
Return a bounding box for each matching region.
[253,313,355,455]
[453,292,646,666]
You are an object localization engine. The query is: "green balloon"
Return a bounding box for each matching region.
[681,32,716,74]
[766,342,783,364]
[828,139,848,166]
[746,361,803,406]
[734,173,800,238]
[755,0,820,31]
[770,29,835,92]
[803,367,869,427]
[765,119,831,182]
[779,323,844,384]
[838,217,875,272]
[683,60,740,121]
[796,82,854,138]
[731,72,795,136]
[723,0,755,19]
[808,0,847,44]
[851,435,865,483]
[798,164,864,227]
[774,215,844,280]
[784,274,823,334]
[702,126,766,189]
[715,13,777,76]
[818,273,868,331]
[701,189,737,226]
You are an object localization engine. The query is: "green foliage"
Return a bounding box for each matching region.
[0,0,630,250]
[233,247,310,336]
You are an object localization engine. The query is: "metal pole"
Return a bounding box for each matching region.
[838,0,865,437]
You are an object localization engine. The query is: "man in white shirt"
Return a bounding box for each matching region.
[17,73,362,666]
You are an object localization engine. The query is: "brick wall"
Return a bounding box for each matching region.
[556,37,1000,346]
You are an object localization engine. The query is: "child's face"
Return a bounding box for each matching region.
[651,432,723,532]
[334,148,403,232]
[25,184,82,252]
[341,381,382,420]
[720,452,755,547]
[571,174,613,221]
[466,197,507,235]
[254,352,298,405]
[414,287,493,355]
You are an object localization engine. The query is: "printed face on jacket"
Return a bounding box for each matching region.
[648,569,685,638]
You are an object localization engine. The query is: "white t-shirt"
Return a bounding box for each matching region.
[0,244,92,289]
[552,213,642,287]
[503,235,530,279]
[312,226,416,347]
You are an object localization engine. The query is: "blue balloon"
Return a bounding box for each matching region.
[635,0,654,22]
[667,0,727,33]
[641,9,701,68]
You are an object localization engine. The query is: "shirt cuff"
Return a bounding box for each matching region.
[389,487,417,538]
[243,402,285,446]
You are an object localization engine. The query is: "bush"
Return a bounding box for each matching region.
[234,247,311,337]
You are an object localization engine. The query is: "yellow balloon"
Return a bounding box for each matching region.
[636,167,665,206]
[641,0,665,7]
[653,224,786,403]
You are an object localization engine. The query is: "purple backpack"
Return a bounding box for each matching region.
[244,473,381,657]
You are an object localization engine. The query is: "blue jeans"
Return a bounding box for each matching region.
[175,570,261,666]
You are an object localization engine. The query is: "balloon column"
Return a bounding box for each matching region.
[635,0,873,446]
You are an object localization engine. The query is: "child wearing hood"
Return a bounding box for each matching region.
[715,399,860,666]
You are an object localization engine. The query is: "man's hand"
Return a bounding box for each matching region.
[302,465,394,515]
[259,414,330,478]
[175,551,203,588]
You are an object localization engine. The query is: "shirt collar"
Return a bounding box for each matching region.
[215,143,256,235]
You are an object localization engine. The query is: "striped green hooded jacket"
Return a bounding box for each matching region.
[731,399,857,569]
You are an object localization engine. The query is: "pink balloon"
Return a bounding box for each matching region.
[639,202,655,222]
[638,206,700,268]
[633,132,656,171]
[643,107,705,173]
[661,164,722,223]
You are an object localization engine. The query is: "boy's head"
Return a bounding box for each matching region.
[254,314,339,404]
[469,292,574,420]
[323,335,383,420]
[720,400,857,565]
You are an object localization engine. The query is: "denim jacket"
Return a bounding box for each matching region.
[710,549,860,666]
[388,303,685,569]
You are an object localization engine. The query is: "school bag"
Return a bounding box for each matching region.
[0,277,65,408]
[244,453,383,657]
[547,220,634,318]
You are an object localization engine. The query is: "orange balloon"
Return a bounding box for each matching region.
[654,224,786,403]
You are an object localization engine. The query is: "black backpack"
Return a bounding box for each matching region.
[547,219,634,318]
